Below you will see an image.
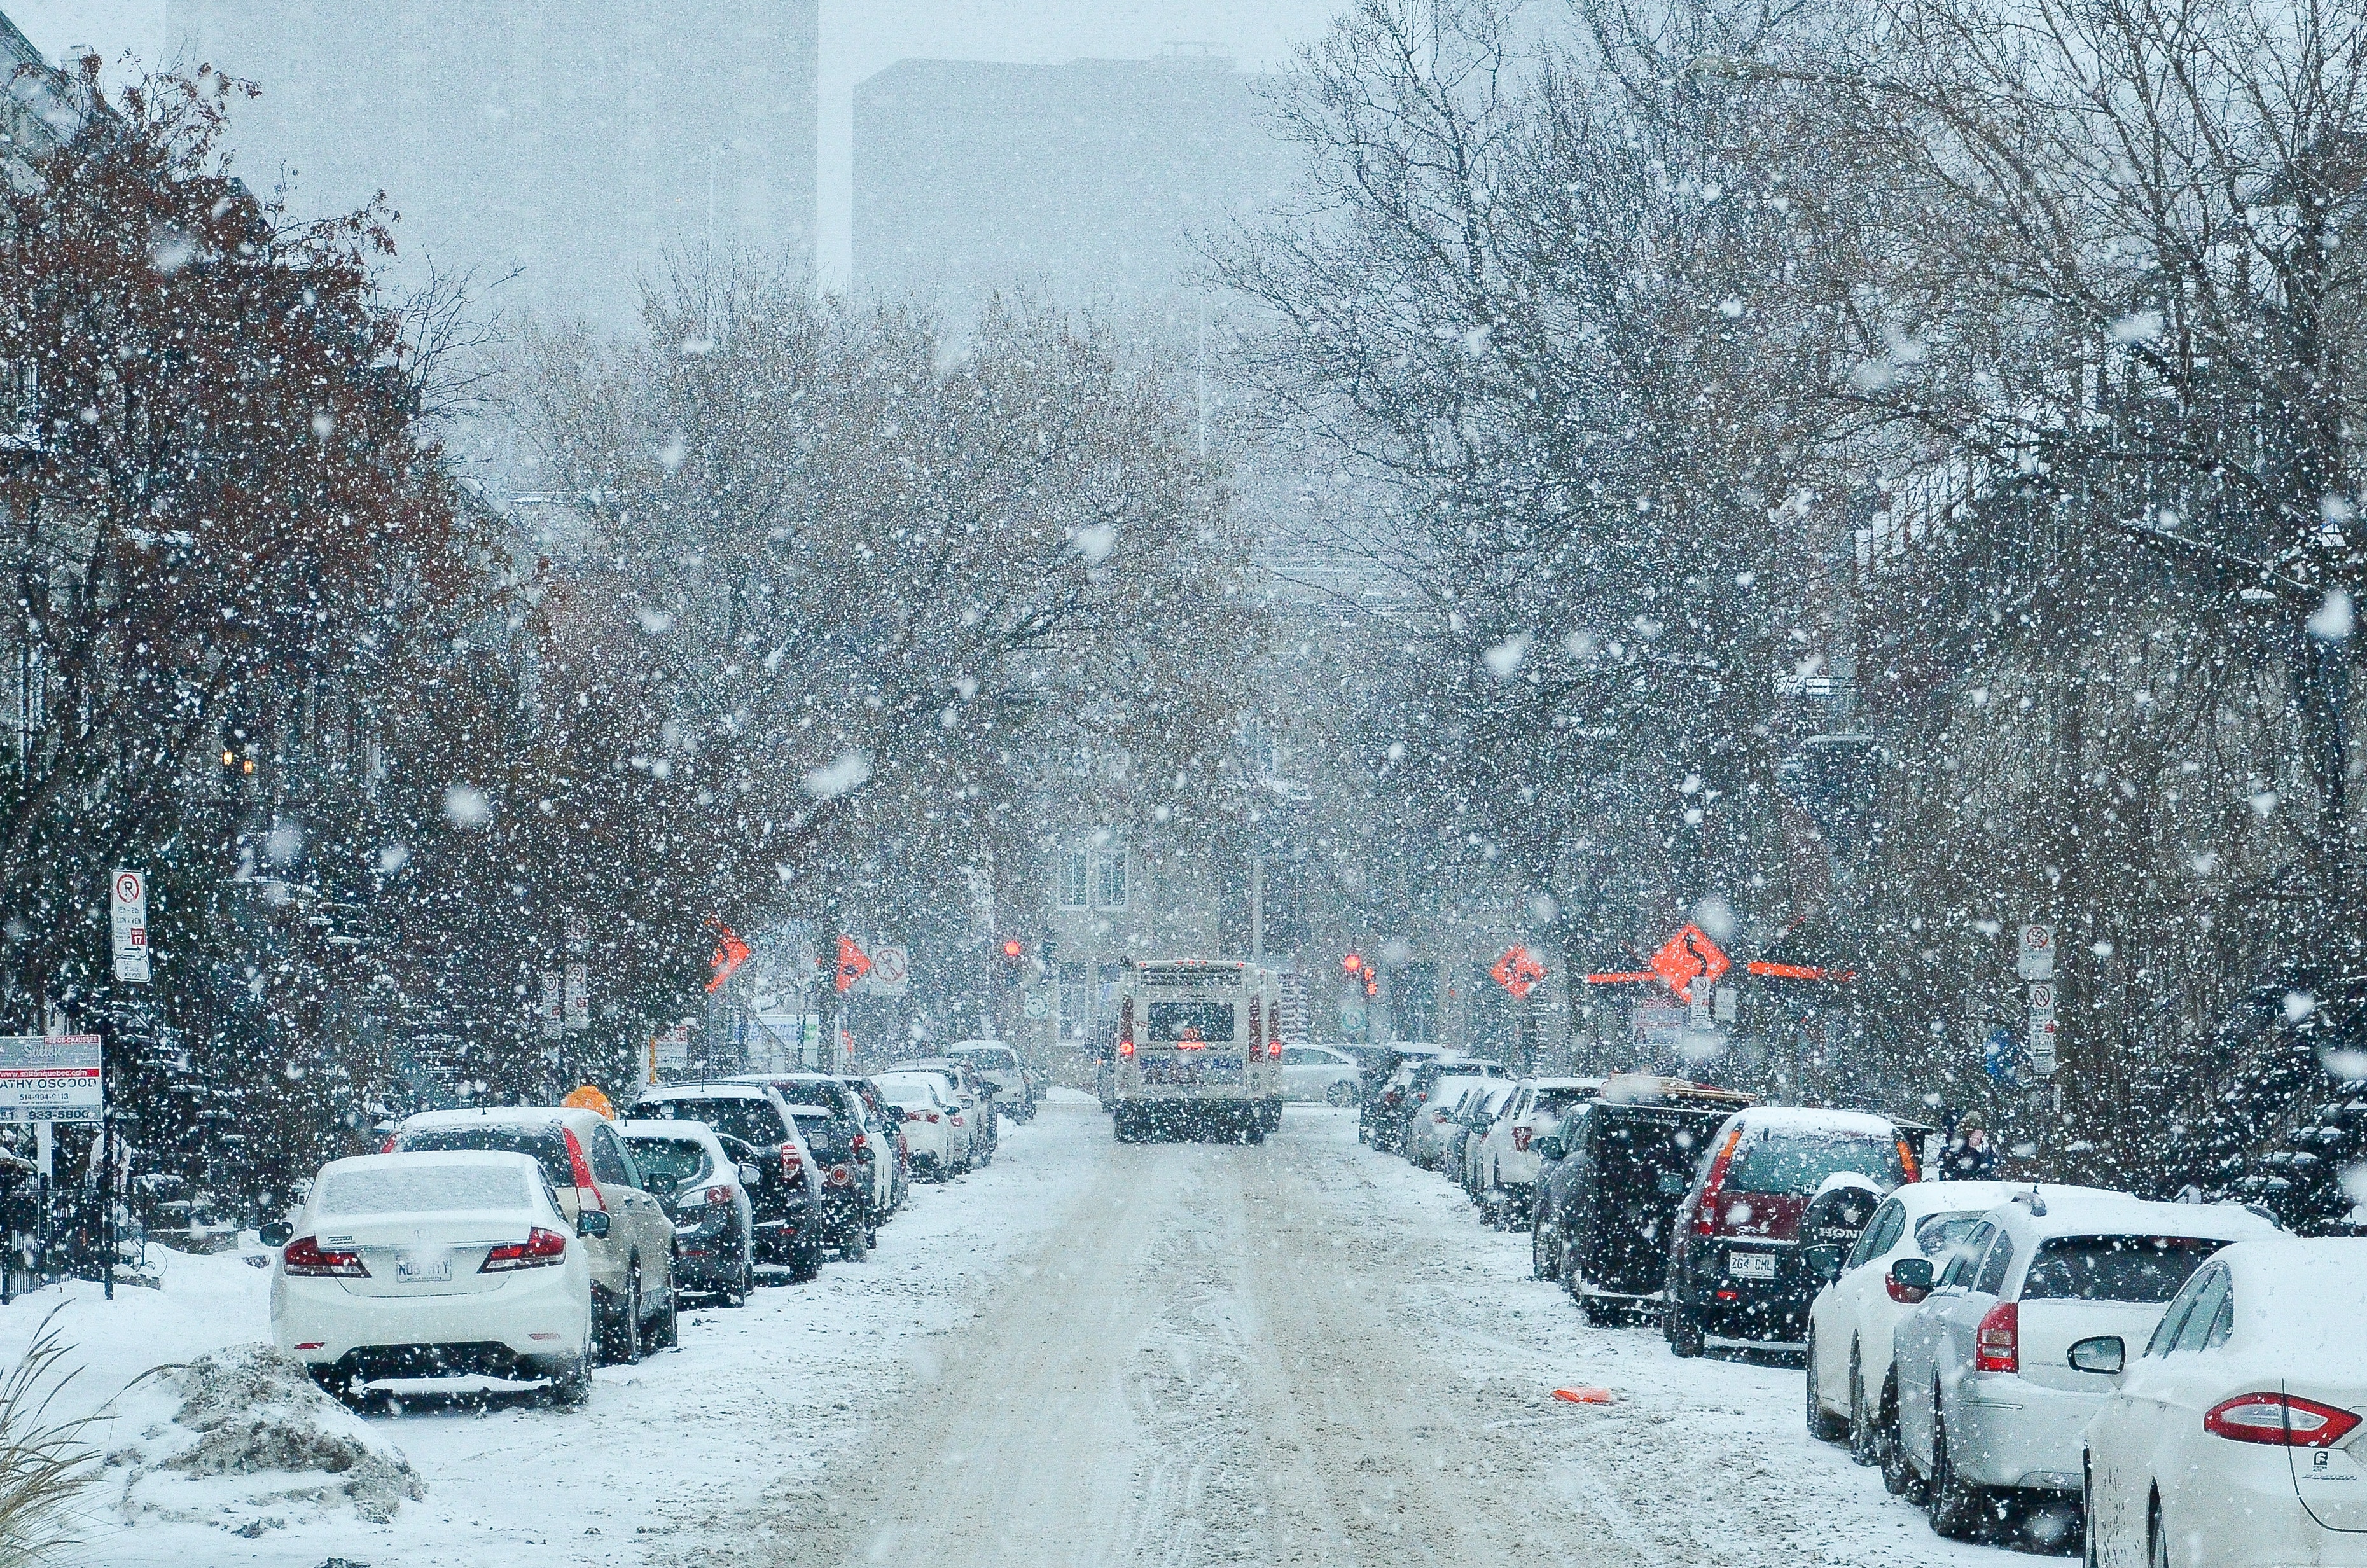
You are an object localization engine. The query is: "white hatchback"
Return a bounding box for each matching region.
[1277,1043,1361,1104]
[2083,1237,2367,1568]
[268,1151,597,1405]
[878,1070,971,1176]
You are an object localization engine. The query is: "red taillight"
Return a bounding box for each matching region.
[1513,1126,1532,1152]
[781,1146,803,1183]
[1692,1125,1745,1237]
[1896,1137,1920,1183]
[282,1235,370,1278]
[851,1132,868,1155]
[704,1185,732,1207]
[380,1135,398,1153]
[480,1227,569,1273]
[950,1114,964,1126]
[1975,1301,2019,1373]
[828,1164,853,1188]
[2205,1393,2363,1447]
[562,1128,605,1211]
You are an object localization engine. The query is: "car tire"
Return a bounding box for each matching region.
[721,1251,751,1308]
[2148,1496,2168,1568]
[836,1214,870,1262]
[1847,1351,1877,1466]
[549,1319,593,1409]
[1806,1328,1847,1440]
[1665,1301,1705,1358]
[1531,1212,1554,1280]
[1879,1376,1919,1499]
[606,1264,644,1366]
[789,1215,826,1282]
[1579,1293,1618,1326]
[1927,1403,1986,1540]
[651,1263,679,1350]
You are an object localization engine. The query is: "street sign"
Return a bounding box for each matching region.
[706,919,750,994]
[2026,982,2057,1015]
[864,945,910,997]
[2016,924,2055,981]
[1648,924,1730,1001]
[0,1036,101,1125]
[539,971,563,1039]
[835,935,871,994]
[1489,946,1546,1000]
[1713,986,1738,1023]
[110,870,149,983]
[564,962,590,1032]
[1022,992,1050,1021]
[651,1022,692,1073]
[2028,1015,2059,1075]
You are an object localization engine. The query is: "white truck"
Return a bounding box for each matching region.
[1110,960,1282,1142]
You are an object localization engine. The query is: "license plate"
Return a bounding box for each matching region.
[1729,1251,1777,1280]
[396,1251,453,1285]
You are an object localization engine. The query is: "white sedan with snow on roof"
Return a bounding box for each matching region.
[267,1150,597,1406]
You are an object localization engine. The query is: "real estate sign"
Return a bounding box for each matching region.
[0,1035,102,1125]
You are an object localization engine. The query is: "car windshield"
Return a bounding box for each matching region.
[639,1097,784,1150]
[2020,1235,2226,1303]
[396,1125,574,1191]
[317,1162,536,1216]
[623,1137,711,1191]
[1725,1129,1905,1196]
[955,1046,1017,1069]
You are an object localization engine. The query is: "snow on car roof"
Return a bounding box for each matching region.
[1889,1179,2077,1216]
[781,1103,835,1118]
[1730,1107,1902,1138]
[635,1083,775,1100]
[323,1148,545,1177]
[615,1118,721,1146]
[399,1106,583,1129]
[1985,1189,2282,1242]
[1525,1076,1606,1090]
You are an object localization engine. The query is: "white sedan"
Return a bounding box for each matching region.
[1277,1043,1361,1104]
[2083,1237,2367,1567]
[877,1071,969,1177]
[268,1150,597,1406]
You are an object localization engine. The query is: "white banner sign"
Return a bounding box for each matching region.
[110,870,150,983]
[861,945,910,997]
[0,1035,102,1124]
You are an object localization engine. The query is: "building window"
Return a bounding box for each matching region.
[1058,850,1090,910]
[1092,850,1127,911]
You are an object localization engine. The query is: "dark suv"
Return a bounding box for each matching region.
[628,1085,825,1281]
[1663,1107,1917,1354]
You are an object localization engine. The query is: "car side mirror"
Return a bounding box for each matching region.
[2068,1335,2125,1377]
[1887,1256,1934,1303]
[258,1221,293,1247]
[1805,1244,1843,1285]
[739,1162,764,1188]
[1534,1134,1565,1163]
[576,1210,611,1238]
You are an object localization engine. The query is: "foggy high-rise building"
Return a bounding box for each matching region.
[852,50,1295,327]
[168,1,818,335]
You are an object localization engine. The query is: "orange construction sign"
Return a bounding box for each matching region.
[1648,924,1730,1001]
[835,935,872,993]
[1490,946,1547,1000]
[705,919,751,993]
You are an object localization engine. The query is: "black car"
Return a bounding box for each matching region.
[620,1123,758,1306]
[627,1085,826,1282]
[1531,1079,1754,1324]
[782,1102,875,1260]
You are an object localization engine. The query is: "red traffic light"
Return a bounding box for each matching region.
[1343,953,1363,973]
[1001,939,1025,961]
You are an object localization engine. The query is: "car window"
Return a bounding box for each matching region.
[640,1096,786,1149]
[2020,1235,2225,1304]
[2168,1265,2232,1354]
[588,1125,634,1187]
[2202,1287,2235,1350]
[1847,1200,1905,1268]
[1725,1127,1906,1195]
[317,1162,536,1216]
[1280,1048,1308,1065]
[2145,1265,2214,1356]
[1939,1222,1995,1287]
[1913,1211,1989,1261]
[1973,1232,2015,1296]
[622,1136,710,1192]
[396,1125,574,1191]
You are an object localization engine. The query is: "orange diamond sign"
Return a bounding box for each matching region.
[1649,924,1730,1001]
[1490,946,1547,1000]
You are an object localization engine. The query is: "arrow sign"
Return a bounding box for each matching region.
[1490,946,1547,999]
[835,935,871,994]
[1648,924,1730,1002]
[705,919,751,994]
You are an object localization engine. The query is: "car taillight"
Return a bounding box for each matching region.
[1692,1125,1745,1237]
[828,1164,853,1187]
[951,1114,965,1125]
[2205,1393,2363,1447]
[1896,1136,1920,1183]
[1513,1126,1532,1152]
[704,1185,732,1207]
[1975,1301,2019,1373]
[781,1146,803,1183]
[282,1235,370,1278]
[480,1227,568,1272]
[852,1132,868,1155]
[562,1128,604,1211]
[380,1135,398,1153]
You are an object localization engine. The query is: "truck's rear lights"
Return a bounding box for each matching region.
[283,1236,370,1277]
[2205,1393,2362,1447]
[481,1227,569,1272]
[704,1186,732,1207]
[781,1147,803,1183]
[1513,1126,1532,1152]
[1974,1301,2019,1373]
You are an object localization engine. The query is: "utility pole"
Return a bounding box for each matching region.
[1248,852,1265,964]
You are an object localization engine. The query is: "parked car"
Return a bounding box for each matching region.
[2081,1237,2367,1568]
[1532,1078,1754,1322]
[1383,1057,1505,1159]
[387,1105,679,1361]
[1802,1177,2044,1479]
[1406,1072,1501,1170]
[618,1120,756,1307]
[1473,1076,1602,1227]
[626,1084,825,1281]
[1358,1043,1448,1146]
[894,1056,997,1164]
[781,1100,877,1260]
[877,1071,965,1178]
[843,1076,912,1213]
[1890,1190,2280,1540]
[947,1040,1037,1122]
[1278,1043,1362,1104]
[733,1074,898,1226]
[1454,1082,1520,1198]
[1663,1106,1919,1355]
[267,1150,597,1405]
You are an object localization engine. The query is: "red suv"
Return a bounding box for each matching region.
[1663,1107,1919,1355]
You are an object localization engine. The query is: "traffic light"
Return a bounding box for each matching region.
[1000,938,1025,966]
[1342,953,1363,973]
[1344,952,1377,996]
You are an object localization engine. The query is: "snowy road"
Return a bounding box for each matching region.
[674,1100,2000,1568]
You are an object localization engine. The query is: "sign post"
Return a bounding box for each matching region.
[110,870,149,983]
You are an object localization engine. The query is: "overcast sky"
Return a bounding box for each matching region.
[11,0,1345,285]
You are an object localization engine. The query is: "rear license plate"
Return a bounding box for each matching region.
[396,1251,453,1286]
[1728,1251,1777,1280]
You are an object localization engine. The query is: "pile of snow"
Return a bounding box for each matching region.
[106,1345,422,1531]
